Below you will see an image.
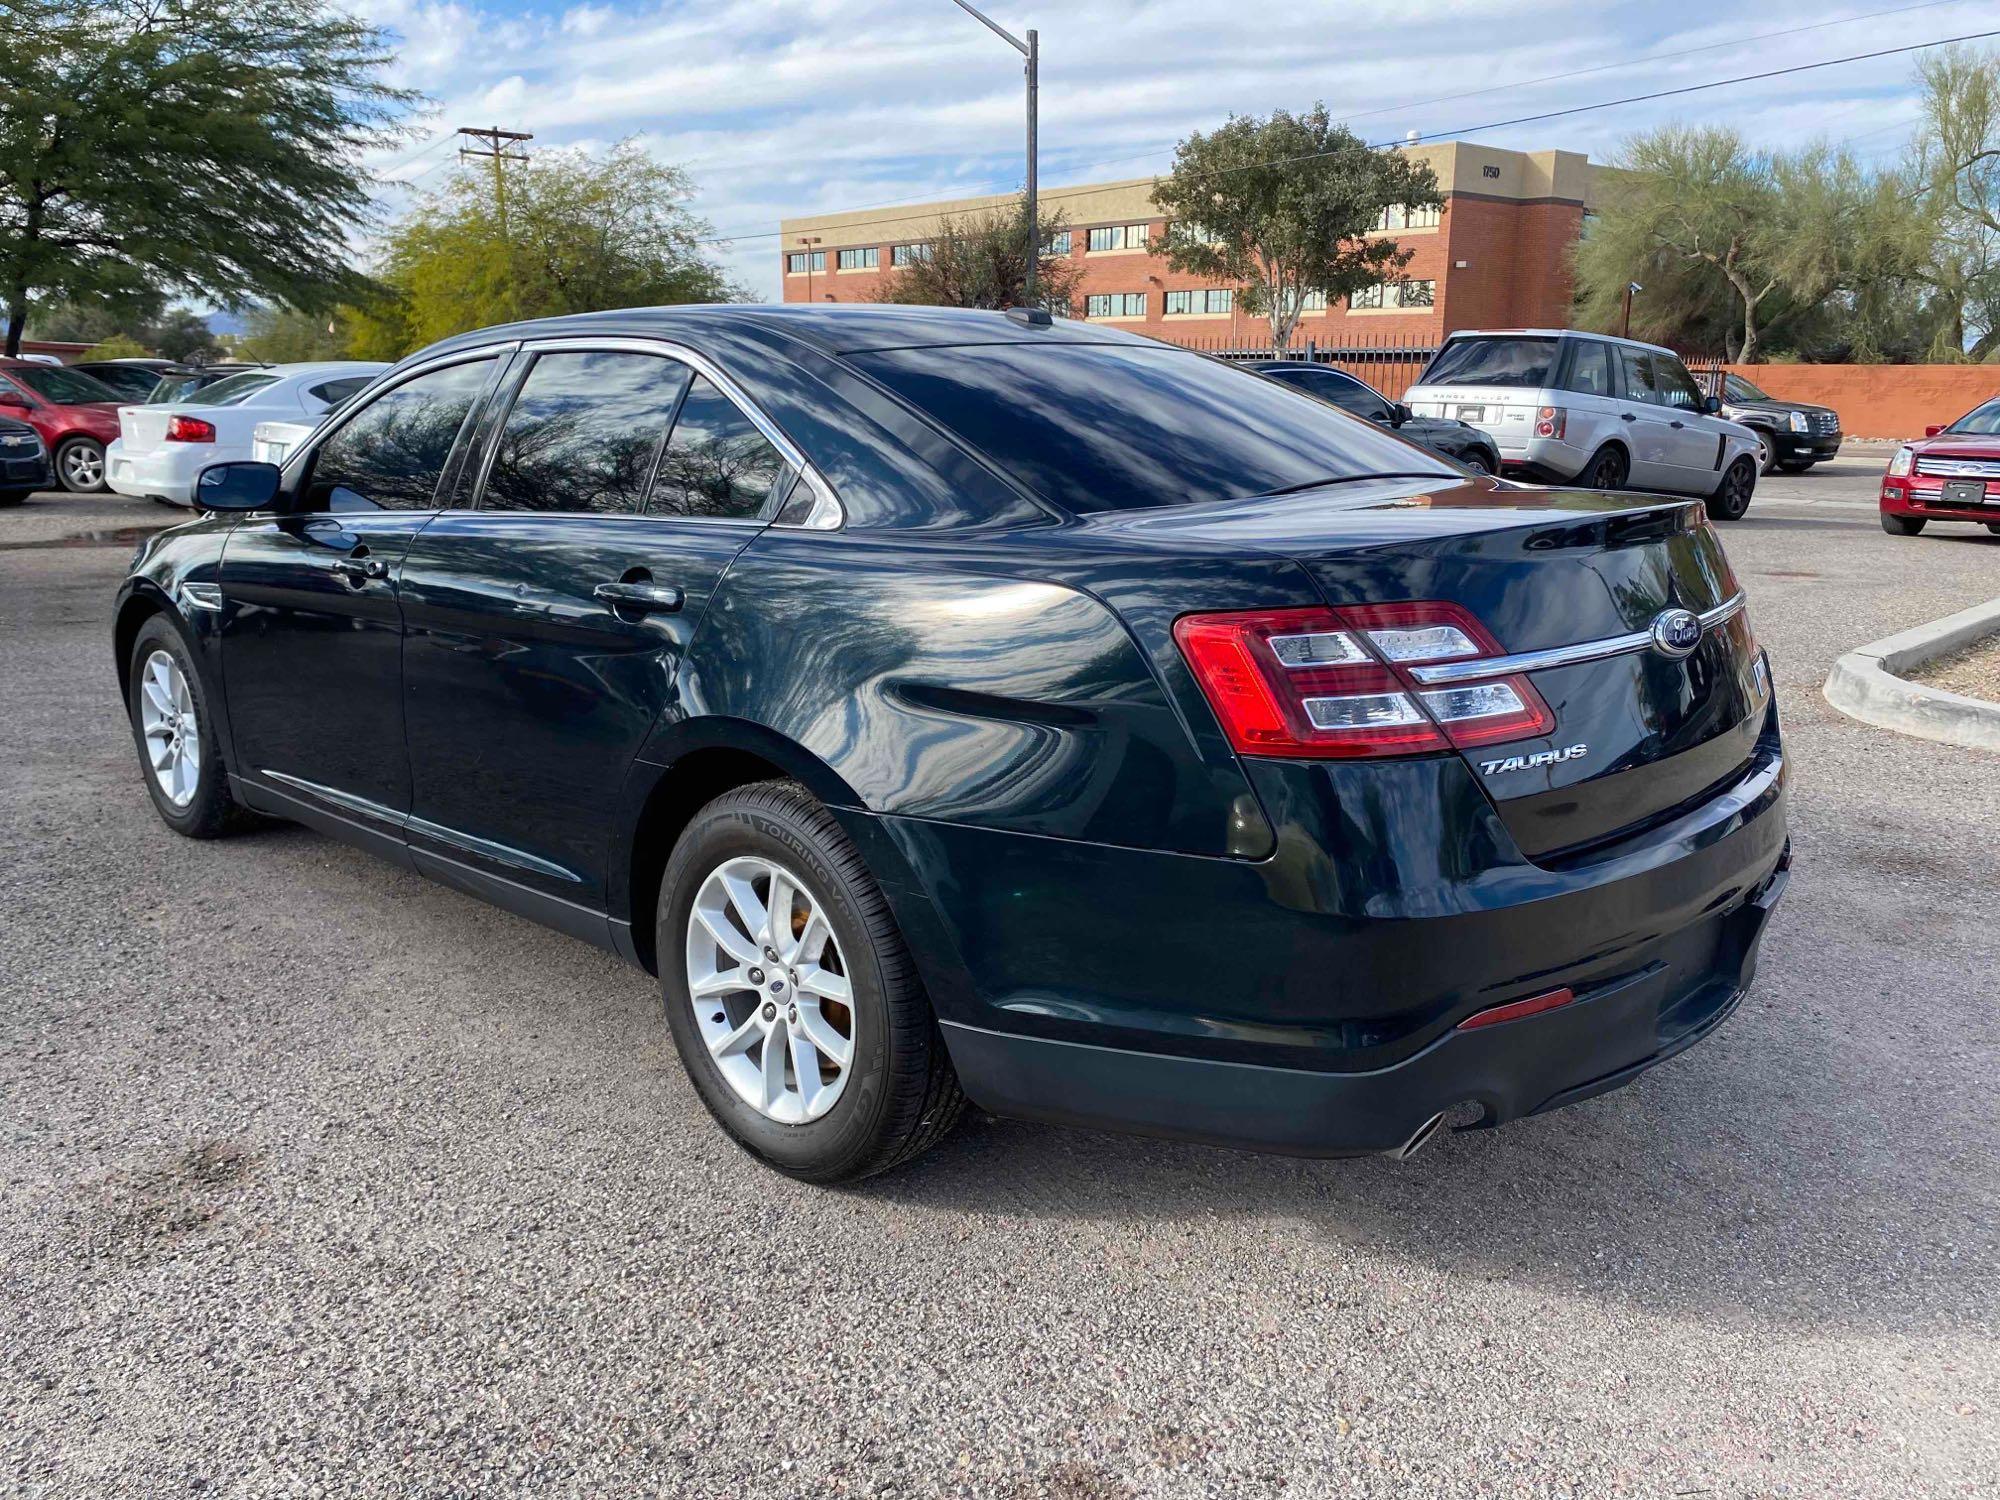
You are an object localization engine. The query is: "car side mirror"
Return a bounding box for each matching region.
[1925,424,1945,437]
[196,460,281,512]
[0,388,28,408]
[1703,394,1722,415]
[1390,402,1412,428]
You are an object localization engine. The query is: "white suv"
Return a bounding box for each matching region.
[1403,330,1763,519]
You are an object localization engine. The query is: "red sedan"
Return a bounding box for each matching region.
[1880,396,2000,537]
[0,358,123,493]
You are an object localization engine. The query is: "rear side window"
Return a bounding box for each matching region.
[647,374,787,520]
[1617,349,1660,405]
[306,358,495,512]
[1565,341,1613,397]
[850,343,1450,515]
[1419,337,1557,388]
[481,351,692,515]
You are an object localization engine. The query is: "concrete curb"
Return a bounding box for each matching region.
[1823,597,2000,751]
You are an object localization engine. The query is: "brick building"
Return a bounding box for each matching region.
[779,142,1596,347]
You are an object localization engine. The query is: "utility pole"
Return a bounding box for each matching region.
[947,2,1038,302]
[458,127,532,318]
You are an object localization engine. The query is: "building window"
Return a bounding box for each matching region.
[890,243,931,267]
[1085,292,1148,318]
[1374,202,1442,231]
[1165,289,1233,315]
[1087,224,1149,252]
[1043,230,1072,256]
[836,246,880,271]
[786,251,825,274]
[1299,290,1328,312]
[1174,221,1224,246]
[1350,279,1435,310]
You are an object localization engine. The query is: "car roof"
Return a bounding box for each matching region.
[410,303,1170,364]
[1440,327,1680,359]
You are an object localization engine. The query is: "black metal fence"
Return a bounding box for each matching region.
[1166,331,1443,398]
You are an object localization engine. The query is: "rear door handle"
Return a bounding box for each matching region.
[331,556,388,582]
[1670,420,1687,429]
[1619,412,1638,422]
[594,580,684,614]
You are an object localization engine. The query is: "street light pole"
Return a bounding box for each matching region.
[947,0,1038,301]
[1622,280,1642,339]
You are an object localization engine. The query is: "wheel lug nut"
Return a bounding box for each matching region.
[747,967,765,985]
[761,1003,776,1021]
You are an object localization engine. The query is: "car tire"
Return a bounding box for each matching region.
[1582,445,1628,490]
[1461,450,1496,477]
[658,779,965,1182]
[1777,459,1813,474]
[1985,523,2000,536]
[1753,434,1776,475]
[0,488,29,507]
[1881,514,1926,536]
[55,436,107,493]
[126,614,241,838]
[1705,455,1757,521]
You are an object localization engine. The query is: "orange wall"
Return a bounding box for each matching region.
[1723,364,2000,441]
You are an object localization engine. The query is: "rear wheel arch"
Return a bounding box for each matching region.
[1581,441,1630,487]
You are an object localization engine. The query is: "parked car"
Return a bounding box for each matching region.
[251,419,319,465]
[69,358,192,403]
[107,361,387,506]
[0,358,123,492]
[1247,361,1502,472]
[1713,371,1842,474]
[114,306,1789,1182]
[0,413,52,503]
[1403,330,1764,520]
[1878,395,2000,537]
[143,363,272,405]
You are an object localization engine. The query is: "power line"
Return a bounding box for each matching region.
[700,22,2000,246]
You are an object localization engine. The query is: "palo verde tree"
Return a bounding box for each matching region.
[349,142,739,359]
[878,206,1082,314]
[1150,105,1443,351]
[1909,46,2000,359]
[0,0,418,356]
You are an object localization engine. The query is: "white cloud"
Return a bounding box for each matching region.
[343,0,1989,298]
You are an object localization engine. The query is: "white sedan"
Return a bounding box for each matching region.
[106,361,388,506]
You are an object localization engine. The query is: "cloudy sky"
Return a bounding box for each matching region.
[349,0,1991,299]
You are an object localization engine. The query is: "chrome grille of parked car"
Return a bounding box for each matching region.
[1808,411,1839,435]
[1915,457,2000,479]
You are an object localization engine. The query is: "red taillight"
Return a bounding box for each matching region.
[1173,601,1554,760]
[1534,405,1566,440]
[1456,986,1575,1030]
[164,415,215,443]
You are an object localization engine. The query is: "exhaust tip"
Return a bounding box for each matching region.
[1388,1112,1448,1161]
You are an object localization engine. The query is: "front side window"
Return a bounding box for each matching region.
[13,365,120,404]
[1724,374,1768,402]
[851,344,1452,515]
[1085,293,1147,318]
[1421,336,1558,389]
[1654,356,1705,411]
[305,358,495,512]
[648,374,787,520]
[836,246,879,271]
[481,351,692,515]
[1307,370,1390,420]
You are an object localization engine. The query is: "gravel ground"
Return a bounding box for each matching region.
[3,455,1996,1499]
[1912,632,2000,703]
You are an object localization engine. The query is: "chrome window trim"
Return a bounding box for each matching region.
[505,335,844,529]
[1408,594,1746,685]
[278,343,520,491]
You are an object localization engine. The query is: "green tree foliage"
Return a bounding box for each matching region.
[1909,47,2000,360]
[0,0,417,356]
[1575,126,1933,363]
[1150,105,1443,351]
[85,332,150,359]
[237,304,352,363]
[878,207,1082,314]
[352,142,739,359]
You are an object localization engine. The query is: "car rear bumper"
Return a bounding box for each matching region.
[851,709,1790,1157]
[105,439,200,503]
[1495,435,1588,482]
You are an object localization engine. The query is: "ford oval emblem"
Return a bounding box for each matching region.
[1649,607,1703,659]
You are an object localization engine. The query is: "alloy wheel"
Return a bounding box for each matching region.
[684,855,855,1125]
[61,443,103,490]
[138,649,200,807]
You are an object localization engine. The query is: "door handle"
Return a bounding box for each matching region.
[331,556,388,583]
[1670,420,1687,429]
[1619,412,1638,422]
[594,580,684,614]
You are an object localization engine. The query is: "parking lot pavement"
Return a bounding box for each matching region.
[3,468,1995,1500]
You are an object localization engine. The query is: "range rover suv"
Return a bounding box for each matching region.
[114,306,1789,1182]
[1403,330,1763,520]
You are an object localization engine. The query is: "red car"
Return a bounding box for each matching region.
[0,358,124,492]
[1880,395,2000,537]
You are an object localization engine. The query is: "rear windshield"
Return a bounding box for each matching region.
[1419,336,1559,389]
[189,372,280,406]
[147,374,208,403]
[848,343,1451,514]
[12,365,120,404]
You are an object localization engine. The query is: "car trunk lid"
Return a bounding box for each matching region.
[1088,478,1769,858]
[118,405,175,456]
